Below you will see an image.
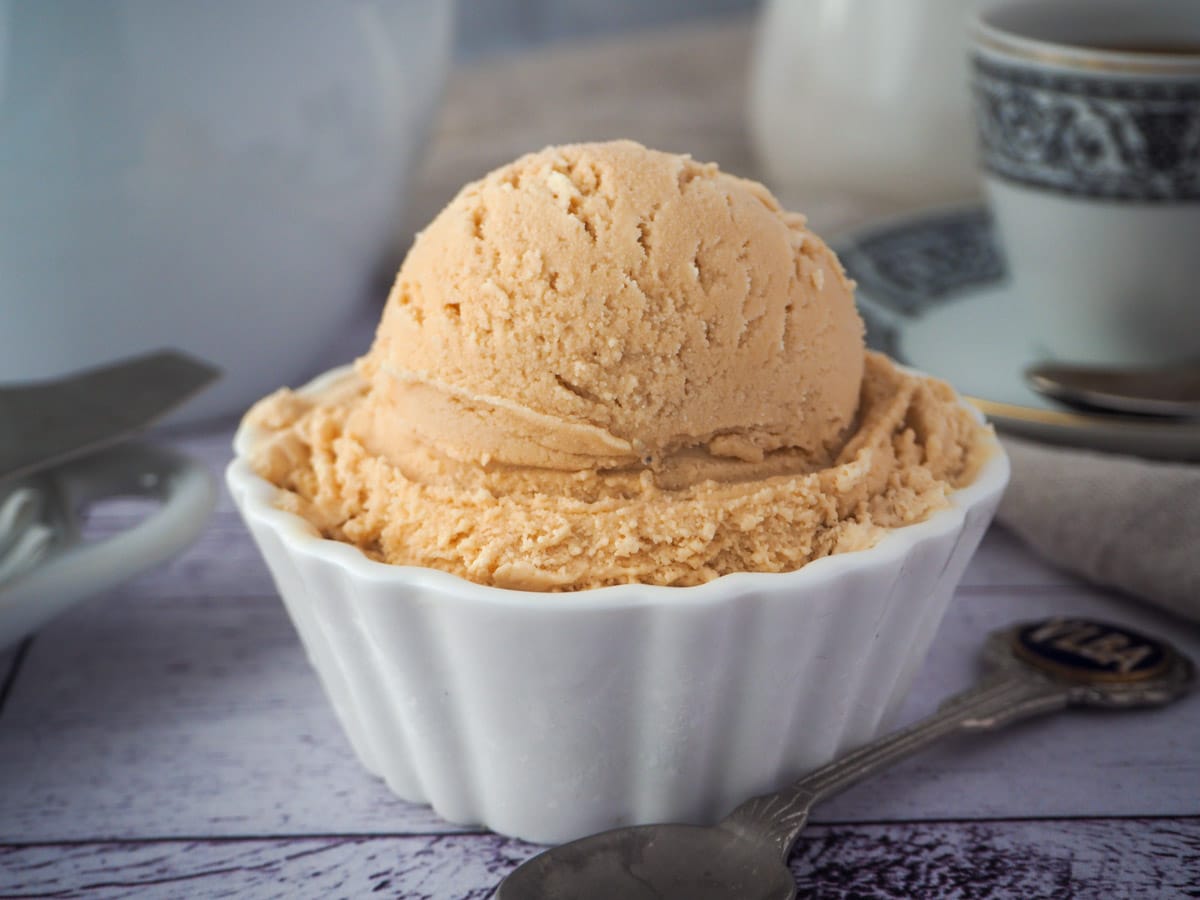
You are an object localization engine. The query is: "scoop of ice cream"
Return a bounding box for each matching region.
[246,141,990,591]
[356,140,864,479]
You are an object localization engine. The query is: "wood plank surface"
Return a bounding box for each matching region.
[0,522,1196,843]
[2,17,1198,898]
[0,641,29,721]
[2,819,1196,899]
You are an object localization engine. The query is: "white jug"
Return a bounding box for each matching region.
[0,0,452,423]
[750,0,988,228]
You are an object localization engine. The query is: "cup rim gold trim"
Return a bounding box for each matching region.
[966,396,1200,436]
[972,22,1200,76]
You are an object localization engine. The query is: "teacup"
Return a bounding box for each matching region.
[971,0,1200,368]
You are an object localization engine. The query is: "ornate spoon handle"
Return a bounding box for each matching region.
[721,618,1193,860]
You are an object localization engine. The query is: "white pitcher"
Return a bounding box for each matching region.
[750,0,988,227]
[0,0,452,423]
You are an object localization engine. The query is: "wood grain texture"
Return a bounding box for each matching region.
[0,639,30,718]
[2,18,1199,897]
[0,544,1196,843]
[2,819,1196,899]
[789,819,1200,900]
[0,834,533,900]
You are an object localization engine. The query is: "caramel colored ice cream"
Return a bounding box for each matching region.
[247,141,989,591]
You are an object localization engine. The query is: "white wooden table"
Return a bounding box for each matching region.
[3,18,1198,899]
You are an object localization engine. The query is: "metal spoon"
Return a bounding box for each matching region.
[1025,361,1200,418]
[495,617,1193,900]
[0,350,220,484]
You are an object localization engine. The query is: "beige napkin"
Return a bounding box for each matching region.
[995,436,1200,623]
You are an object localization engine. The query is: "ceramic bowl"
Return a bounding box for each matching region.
[226,366,1009,844]
[0,444,214,650]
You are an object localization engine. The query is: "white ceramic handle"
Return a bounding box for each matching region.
[0,443,215,650]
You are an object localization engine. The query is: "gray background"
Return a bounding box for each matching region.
[453,0,760,60]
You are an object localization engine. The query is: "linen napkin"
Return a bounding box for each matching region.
[995,436,1200,623]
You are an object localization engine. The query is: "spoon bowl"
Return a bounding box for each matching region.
[495,618,1192,900]
[496,823,795,900]
[1025,361,1200,419]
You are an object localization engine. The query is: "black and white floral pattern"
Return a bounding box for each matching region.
[836,208,1005,356]
[972,56,1200,201]
[841,208,1004,307]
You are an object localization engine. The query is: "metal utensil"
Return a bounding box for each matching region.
[496,617,1193,900]
[0,350,220,483]
[1025,361,1200,419]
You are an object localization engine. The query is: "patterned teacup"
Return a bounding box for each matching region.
[972,0,1200,368]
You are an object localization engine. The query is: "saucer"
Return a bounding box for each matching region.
[834,205,1200,461]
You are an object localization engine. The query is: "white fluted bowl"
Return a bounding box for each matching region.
[226,366,1009,844]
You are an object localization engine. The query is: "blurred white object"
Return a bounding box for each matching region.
[750,0,985,229]
[0,444,215,650]
[0,488,54,588]
[0,1,453,424]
